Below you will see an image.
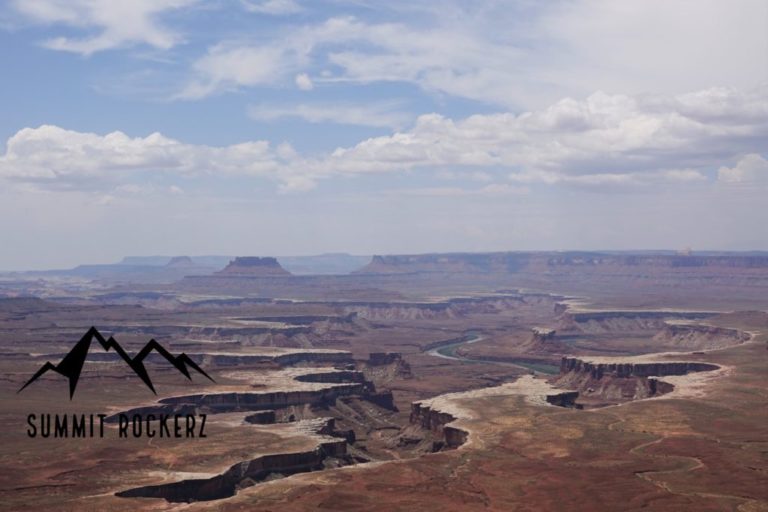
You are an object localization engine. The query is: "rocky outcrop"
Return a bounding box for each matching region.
[557,311,714,334]
[244,410,276,424]
[507,327,566,355]
[558,357,720,378]
[116,419,352,503]
[217,257,291,276]
[409,402,466,449]
[294,370,368,385]
[532,327,556,341]
[112,366,392,419]
[360,352,413,381]
[545,391,581,408]
[341,295,553,321]
[443,426,468,448]
[554,357,719,403]
[652,323,751,350]
[363,390,397,411]
[158,384,369,412]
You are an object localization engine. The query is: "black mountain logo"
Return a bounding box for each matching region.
[18,327,215,399]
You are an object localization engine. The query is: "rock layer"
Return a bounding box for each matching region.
[554,356,719,403]
[116,419,351,503]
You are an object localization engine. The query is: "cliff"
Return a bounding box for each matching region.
[556,310,714,334]
[354,251,768,275]
[652,323,751,350]
[116,418,352,503]
[407,378,582,451]
[409,402,467,449]
[341,294,554,321]
[558,357,721,378]
[554,356,719,403]
[217,257,291,276]
[109,366,396,420]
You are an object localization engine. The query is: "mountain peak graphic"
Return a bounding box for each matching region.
[18,326,215,399]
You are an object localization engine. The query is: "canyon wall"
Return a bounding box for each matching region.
[116,419,351,503]
[409,402,466,449]
[652,324,751,350]
[559,357,720,378]
[554,357,719,402]
[556,311,714,334]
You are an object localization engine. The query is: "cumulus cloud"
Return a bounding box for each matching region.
[0,124,287,187]
[718,154,768,184]
[2,87,766,192]
[11,0,195,55]
[320,86,768,181]
[248,101,411,128]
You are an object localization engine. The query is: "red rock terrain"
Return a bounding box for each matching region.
[1,254,767,511]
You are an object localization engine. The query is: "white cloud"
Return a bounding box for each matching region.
[174,1,767,107]
[537,0,768,100]
[248,101,411,128]
[241,0,301,15]
[2,87,765,192]
[176,17,361,98]
[0,124,286,186]
[718,154,768,184]
[11,0,196,55]
[295,73,313,90]
[177,43,292,99]
[319,86,768,183]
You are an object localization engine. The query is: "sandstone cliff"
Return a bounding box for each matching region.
[556,310,714,334]
[652,323,751,350]
[554,356,719,403]
[116,418,352,503]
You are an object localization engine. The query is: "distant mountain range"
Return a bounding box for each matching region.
[6,254,372,282]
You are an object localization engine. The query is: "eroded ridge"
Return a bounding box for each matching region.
[107,365,396,422]
[402,375,581,451]
[116,418,353,503]
[552,355,722,406]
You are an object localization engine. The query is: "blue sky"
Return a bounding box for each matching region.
[0,0,767,270]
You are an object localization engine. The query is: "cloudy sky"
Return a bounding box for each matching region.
[0,0,766,270]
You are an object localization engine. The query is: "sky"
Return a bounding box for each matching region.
[0,0,767,270]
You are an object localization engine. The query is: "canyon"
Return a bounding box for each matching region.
[0,251,766,511]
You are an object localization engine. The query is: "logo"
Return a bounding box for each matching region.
[18,326,215,399]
